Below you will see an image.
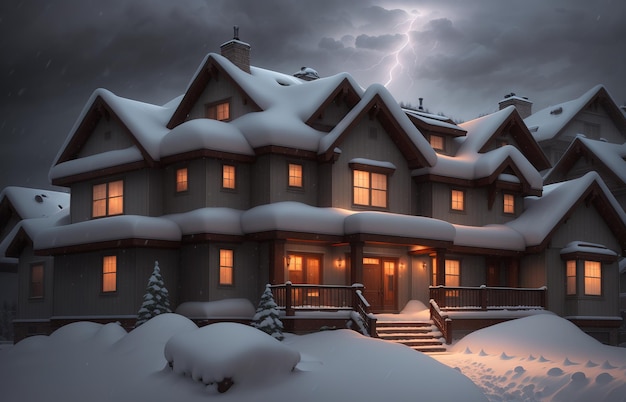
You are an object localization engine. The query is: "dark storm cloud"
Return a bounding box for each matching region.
[1,0,625,191]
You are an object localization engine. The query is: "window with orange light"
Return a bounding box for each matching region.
[222,165,236,189]
[429,135,444,151]
[288,163,303,188]
[176,168,188,192]
[450,189,465,211]
[566,260,576,295]
[92,180,124,218]
[445,259,460,287]
[219,249,234,285]
[503,193,515,214]
[102,256,117,292]
[353,170,387,208]
[206,100,230,121]
[584,261,601,296]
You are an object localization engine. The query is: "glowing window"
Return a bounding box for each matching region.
[176,168,188,192]
[363,258,380,265]
[30,264,44,298]
[92,180,124,218]
[584,261,601,296]
[206,101,230,121]
[566,260,576,295]
[102,256,117,292]
[451,189,465,211]
[503,193,515,214]
[445,260,460,287]
[219,249,234,285]
[288,163,303,188]
[222,165,236,189]
[430,135,444,151]
[353,170,387,208]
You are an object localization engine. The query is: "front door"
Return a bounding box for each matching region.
[361,257,396,312]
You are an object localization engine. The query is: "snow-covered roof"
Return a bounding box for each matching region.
[0,186,70,220]
[452,224,526,252]
[506,171,626,250]
[524,85,619,142]
[457,106,517,154]
[1,211,69,260]
[560,241,618,257]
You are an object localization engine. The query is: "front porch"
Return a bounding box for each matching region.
[269,283,548,344]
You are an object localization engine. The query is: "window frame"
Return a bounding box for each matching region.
[288,162,304,189]
[205,99,231,122]
[444,259,461,287]
[450,189,465,212]
[351,168,390,209]
[175,167,188,193]
[503,193,515,215]
[583,260,602,296]
[219,248,234,286]
[566,260,576,296]
[92,180,124,218]
[222,164,236,191]
[102,255,117,293]
[429,135,445,152]
[29,263,45,299]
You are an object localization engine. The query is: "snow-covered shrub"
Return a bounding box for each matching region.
[135,261,171,327]
[251,284,284,340]
[164,322,300,393]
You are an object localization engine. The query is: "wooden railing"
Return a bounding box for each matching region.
[429,299,452,344]
[429,285,547,310]
[269,283,377,337]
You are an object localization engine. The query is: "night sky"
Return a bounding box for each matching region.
[1,0,625,192]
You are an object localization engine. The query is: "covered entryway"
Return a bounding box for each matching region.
[362,257,396,312]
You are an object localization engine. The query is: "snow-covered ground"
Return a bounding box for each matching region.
[0,309,624,401]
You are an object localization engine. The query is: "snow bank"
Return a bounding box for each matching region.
[164,323,300,390]
[176,299,255,319]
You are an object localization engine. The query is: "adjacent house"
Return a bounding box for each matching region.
[6,33,626,344]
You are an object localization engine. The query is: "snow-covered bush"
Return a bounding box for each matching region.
[164,322,300,393]
[251,284,284,340]
[135,261,171,327]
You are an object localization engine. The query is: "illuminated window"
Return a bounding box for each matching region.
[584,261,601,296]
[430,135,444,151]
[222,165,236,189]
[206,100,230,121]
[431,257,438,286]
[92,180,124,218]
[30,264,44,298]
[566,260,576,295]
[102,256,117,292]
[451,189,465,211]
[288,163,303,188]
[219,249,234,285]
[445,260,460,286]
[176,168,188,192]
[353,170,387,208]
[503,193,515,214]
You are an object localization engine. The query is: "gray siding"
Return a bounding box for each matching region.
[187,72,258,121]
[78,117,134,158]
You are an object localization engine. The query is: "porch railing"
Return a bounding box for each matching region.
[429,285,547,310]
[269,282,377,337]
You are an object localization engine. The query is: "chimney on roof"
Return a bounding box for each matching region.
[498,92,533,119]
[418,98,424,111]
[220,26,251,74]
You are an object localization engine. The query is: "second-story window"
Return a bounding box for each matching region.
[222,165,236,190]
[450,189,465,212]
[206,100,230,121]
[288,163,303,188]
[92,180,124,218]
[429,135,444,151]
[503,193,515,214]
[176,168,188,192]
[353,170,387,208]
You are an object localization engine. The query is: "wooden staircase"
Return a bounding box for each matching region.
[376,321,447,353]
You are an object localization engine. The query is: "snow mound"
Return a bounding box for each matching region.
[175,299,255,319]
[164,323,300,391]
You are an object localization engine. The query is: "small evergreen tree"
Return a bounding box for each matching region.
[252,284,284,340]
[136,261,171,327]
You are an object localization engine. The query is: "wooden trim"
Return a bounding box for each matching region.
[348,162,396,176]
[35,238,180,256]
[181,233,245,244]
[345,233,453,248]
[304,78,361,127]
[253,145,318,160]
[161,149,255,165]
[51,160,148,187]
[559,251,618,263]
[245,230,344,244]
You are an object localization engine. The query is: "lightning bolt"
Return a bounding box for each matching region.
[383,10,420,89]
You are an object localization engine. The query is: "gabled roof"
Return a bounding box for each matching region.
[404,109,467,140]
[50,88,175,185]
[0,187,69,222]
[506,171,626,253]
[458,106,551,171]
[544,136,626,185]
[318,84,437,169]
[525,85,626,143]
[4,211,69,259]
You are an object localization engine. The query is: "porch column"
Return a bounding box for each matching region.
[269,240,286,284]
[350,241,364,284]
[436,248,446,286]
[508,258,520,288]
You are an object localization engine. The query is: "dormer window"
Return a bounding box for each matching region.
[206,100,230,121]
[176,168,188,192]
[429,135,445,151]
[503,193,515,214]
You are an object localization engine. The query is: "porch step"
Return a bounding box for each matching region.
[376,321,447,353]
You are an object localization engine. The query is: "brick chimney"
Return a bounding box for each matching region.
[220,26,251,73]
[498,93,533,119]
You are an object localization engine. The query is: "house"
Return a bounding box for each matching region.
[524,85,626,167]
[6,33,626,344]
